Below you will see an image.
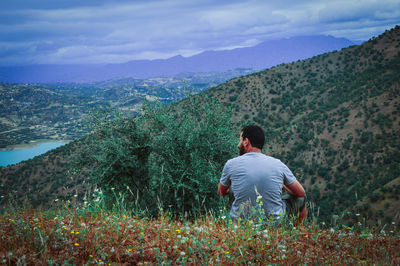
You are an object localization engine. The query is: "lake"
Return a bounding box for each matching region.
[0,141,66,167]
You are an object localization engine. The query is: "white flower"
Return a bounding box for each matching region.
[180,251,186,256]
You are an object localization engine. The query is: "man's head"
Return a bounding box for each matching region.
[238,125,265,155]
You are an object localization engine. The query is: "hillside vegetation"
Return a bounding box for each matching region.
[1,203,398,265]
[1,26,400,225]
[200,26,400,223]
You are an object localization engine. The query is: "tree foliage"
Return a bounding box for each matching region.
[78,95,237,216]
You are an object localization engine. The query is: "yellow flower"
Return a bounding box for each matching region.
[226,251,230,254]
[305,234,309,238]
[74,243,79,246]
[89,255,94,258]
[71,231,75,234]
[76,231,79,235]
[128,249,132,252]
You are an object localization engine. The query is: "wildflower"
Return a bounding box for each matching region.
[76,231,79,235]
[128,249,132,252]
[89,255,94,258]
[226,251,230,254]
[74,194,78,198]
[356,213,360,216]
[54,199,59,202]
[390,230,394,233]
[180,251,186,256]
[71,231,75,234]
[305,234,309,238]
[74,243,79,246]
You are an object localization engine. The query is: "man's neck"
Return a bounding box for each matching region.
[247,147,262,153]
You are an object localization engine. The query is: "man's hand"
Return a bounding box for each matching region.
[218,183,230,196]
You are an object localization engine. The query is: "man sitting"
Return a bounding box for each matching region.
[218,125,307,224]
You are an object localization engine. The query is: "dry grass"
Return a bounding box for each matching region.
[1,203,399,265]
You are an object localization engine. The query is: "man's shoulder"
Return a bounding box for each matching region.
[226,153,284,165]
[225,155,242,165]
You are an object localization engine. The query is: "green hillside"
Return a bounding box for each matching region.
[1,26,399,224]
[198,26,400,223]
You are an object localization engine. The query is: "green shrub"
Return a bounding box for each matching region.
[78,95,237,217]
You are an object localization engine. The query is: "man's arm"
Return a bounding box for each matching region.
[283,180,305,197]
[218,183,230,196]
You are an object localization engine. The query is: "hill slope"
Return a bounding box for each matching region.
[199,26,400,223]
[1,27,399,224]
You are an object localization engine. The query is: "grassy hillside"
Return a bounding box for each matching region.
[198,26,400,223]
[1,204,399,264]
[1,26,399,225]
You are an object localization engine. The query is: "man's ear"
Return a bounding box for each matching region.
[243,137,250,147]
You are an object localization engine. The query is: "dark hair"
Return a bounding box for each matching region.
[241,125,265,149]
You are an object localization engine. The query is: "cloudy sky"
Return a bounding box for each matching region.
[1,0,399,66]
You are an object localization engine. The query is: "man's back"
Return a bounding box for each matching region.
[220,152,296,221]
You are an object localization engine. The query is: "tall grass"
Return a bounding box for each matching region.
[1,191,399,265]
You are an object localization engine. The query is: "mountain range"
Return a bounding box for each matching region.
[0,35,356,83]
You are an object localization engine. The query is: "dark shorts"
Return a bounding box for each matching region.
[282,191,306,217]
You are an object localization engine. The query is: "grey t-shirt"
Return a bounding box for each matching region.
[220,152,296,221]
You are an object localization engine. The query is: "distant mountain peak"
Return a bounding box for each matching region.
[0,35,356,83]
